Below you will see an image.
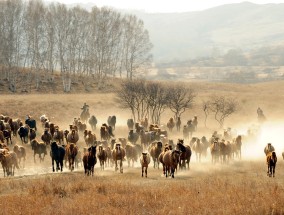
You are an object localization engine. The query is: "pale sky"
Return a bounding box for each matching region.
[49,0,284,13]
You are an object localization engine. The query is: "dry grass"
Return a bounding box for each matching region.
[0,80,284,214]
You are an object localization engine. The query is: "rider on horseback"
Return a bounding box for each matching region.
[81,103,89,112]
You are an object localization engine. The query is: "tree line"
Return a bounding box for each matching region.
[0,0,153,92]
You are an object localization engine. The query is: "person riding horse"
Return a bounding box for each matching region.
[81,103,89,112]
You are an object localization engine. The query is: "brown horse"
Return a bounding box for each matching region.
[83,145,97,176]
[192,138,203,162]
[140,152,151,177]
[13,145,26,168]
[30,139,47,163]
[176,140,192,170]
[65,143,78,171]
[167,117,175,132]
[125,143,138,168]
[162,150,180,178]
[112,143,126,173]
[41,129,52,146]
[54,128,64,145]
[266,151,277,177]
[0,151,19,177]
[97,145,108,170]
[67,129,79,144]
[232,135,242,159]
[149,141,163,169]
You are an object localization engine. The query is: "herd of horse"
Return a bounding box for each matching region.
[0,112,282,179]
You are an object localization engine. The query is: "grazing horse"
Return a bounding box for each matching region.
[127,119,134,130]
[30,139,47,163]
[140,152,151,177]
[97,145,108,170]
[88,115,98,130]
[112,143,126,173]
[65,143,78,171]
[80,109,90,124]
[162,150,180,178]
[176,141,192,170]
[50,141,65,172]
[125,143,138,167]
[83,145,97,176]
[13,145,26,168]
[18,125,29,144]
[266,151,277,177]
[0,151,19,177]
[149,141,163,169]
[107,115,116,130]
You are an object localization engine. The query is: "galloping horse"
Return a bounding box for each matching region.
[80,109,90,124]
[112,143,125,173]
[83,145,97,176]
[65,143,78,171]
[266,151,277,177]
[50,141,65,172]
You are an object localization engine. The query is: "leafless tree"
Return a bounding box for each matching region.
[167,84,196,120]
[203,96,238,128]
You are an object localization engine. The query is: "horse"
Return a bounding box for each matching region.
[167,117,175,132]
[210,141,220,164]
[192,116,198,131]
[162,150,180,178]
[232,135,242,159]
[88,115,98,130]
[128,129,139,144]
[112,143,125,173]
[8,118,21,136]
[0,151,19,177]
[3,129,12,145]
[30,139,47,163]
[41,129,52,146]
[18,125,29,144]
[53,128,64,145]
[127,119,134,130]
[100,125,111,141]
[65,143,78,171]
[13,145,26,168]
[192,138,203,162]
[140,152,151,178]
[149,141,163,169]
[140,129,156,150]
[176,117,181,132]
[97,145,107,170]
[50,141,65,172]
[83,145,97,176]
[29,128,36,143]
[266,151,277,177]
[80,109,90,124]
[67,129,79,144]
[176,140,192,170]
[125,143,138,168]
[107,115,116,130]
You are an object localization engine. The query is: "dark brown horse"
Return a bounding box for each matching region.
[97,145,107,170]
[149,141,163,169]
[162,150,180,178]
[176,140,192,170]
[266,151,277,177]
[50,141,65,172]
[125,143,138,168]
[83,145,97,176]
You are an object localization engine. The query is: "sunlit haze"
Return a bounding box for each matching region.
[48,0,284,12]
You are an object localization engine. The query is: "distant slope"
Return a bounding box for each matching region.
[60,1,284,63]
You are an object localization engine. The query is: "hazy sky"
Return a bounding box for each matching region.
[50,0,284,13]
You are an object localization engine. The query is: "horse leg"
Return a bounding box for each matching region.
[141,166,144,177]
[120,160,123,173]
[52,159,55,172]
[145,167,148,178]
[60,160,64,172]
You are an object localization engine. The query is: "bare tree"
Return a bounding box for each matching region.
[121,15,153,80]
[167,84,196,120]
[203,96,238,128]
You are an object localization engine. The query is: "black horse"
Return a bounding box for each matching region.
[267,151,277,177]
[18,125,29,144]
[83,145,97,176]
[50,141,65,172]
